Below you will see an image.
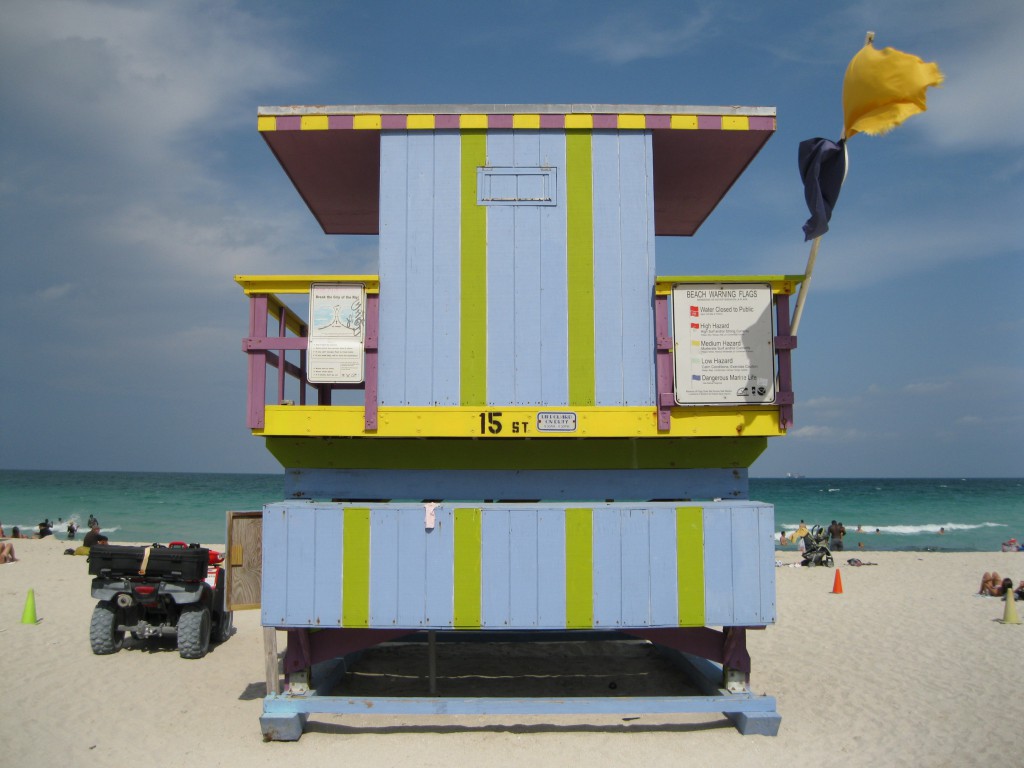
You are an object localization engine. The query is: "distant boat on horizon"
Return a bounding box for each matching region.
[785,472,805,479]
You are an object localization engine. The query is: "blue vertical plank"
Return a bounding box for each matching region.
[648,506,679,626]
[591,507,623,628]
[404,132,437,404]
[369,508,399,628]
[757,505,777,623]
[621,508,652,626]
[536,507,566,629]
[396,507,428,626]
[538,132,569,405]
[508,509,539,627]
[617,131,657,406]
[591,131,625,406]
[512,133,543,404]
[481,508,511,628]
[424,505,455,626]
[728,506,762,625]
[378,133,409,405]
[261,504,290,626]
[284,506,317,625]
[313,506,343,626]
[703,507,735,626]
[432,131,462,405]
[485,131,516,405]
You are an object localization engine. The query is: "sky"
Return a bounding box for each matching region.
[1,0,1021,478]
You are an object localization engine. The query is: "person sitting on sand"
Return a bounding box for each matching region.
[1016,581,1024,601]
[82,523,108,549]
[10,526,29,539]
[978,572,1012,596]
[1,540,17,563]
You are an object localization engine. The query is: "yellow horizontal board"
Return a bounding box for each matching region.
[406,114,435,129]
[460,114,488,129]
[722,116,750,131]
[670,115,699,129]
[300,115,329,130]
[257,116,277,132]
[256,405,786,438]
[564,114,593,129]
[513,114,540,129]
[617,114,645,129]
[235,275,380,295]
[654,275,803,296]
[353,115,381,129]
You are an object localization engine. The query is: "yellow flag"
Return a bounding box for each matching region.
[842,43,943,139]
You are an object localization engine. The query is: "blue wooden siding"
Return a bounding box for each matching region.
[379,130,462,406]
[261,501,776,630]
[376,129,656,408]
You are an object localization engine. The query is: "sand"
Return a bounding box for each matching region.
[2,537,1023,767]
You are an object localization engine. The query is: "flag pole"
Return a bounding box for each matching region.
[792,32,873,336]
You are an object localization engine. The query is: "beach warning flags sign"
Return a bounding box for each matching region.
[831,569,844,594]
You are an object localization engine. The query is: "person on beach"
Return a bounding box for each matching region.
[66,521,78,540]
[978,572,1012,596]
[82,523,108,549]
[793,521,810,553]
[1,540,17,563]
[828,520,846,551]
[1002,538,1019,552]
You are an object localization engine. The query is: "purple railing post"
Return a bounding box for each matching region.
[277,308,287,405]
[774,293,796,430]
[654,293,674,431]
[364,292,379,432]
[246,295,268,430]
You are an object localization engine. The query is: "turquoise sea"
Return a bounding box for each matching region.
[1,471,1021,552]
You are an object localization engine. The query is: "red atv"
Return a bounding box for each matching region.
[87,542,233,659]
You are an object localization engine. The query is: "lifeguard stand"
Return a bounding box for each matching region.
[235,104,798,739]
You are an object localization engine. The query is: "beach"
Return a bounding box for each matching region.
[2,537,1023,767]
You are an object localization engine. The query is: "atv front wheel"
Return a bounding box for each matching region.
[177,605,211,659]
[90,600,125,655]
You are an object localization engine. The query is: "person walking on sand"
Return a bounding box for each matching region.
[828,520,846,551]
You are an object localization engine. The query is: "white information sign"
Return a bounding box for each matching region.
[671,283,776,405]
[307,283,366,384]
[536,411,578,432]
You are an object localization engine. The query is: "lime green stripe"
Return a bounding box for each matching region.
[565,130,595,406]
[453,507,482,628]
[460,130,488,405]
[342,507,371,627]
[565,507,594,628]
[676,506,705,626]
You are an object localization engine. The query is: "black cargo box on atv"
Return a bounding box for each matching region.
[88,544,210,580]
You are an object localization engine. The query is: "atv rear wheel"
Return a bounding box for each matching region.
[213,610,233,643]
[90,600,125,655]
[177,605,211,659]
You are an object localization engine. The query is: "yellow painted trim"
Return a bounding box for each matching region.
[654,275,804,296]
[722,116,750,131]
[258,405,786,438]
[235,275,380,295]
[618,114,645,129]
[257,116,277,132]
[406,114,435,129]
[460,114,488,129]
[670,115,699,129]
[513,114,540,129]
[301,115,329,131]
[353,115,382,130]
[564,114,593,129]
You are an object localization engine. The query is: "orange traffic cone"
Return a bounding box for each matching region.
[831,569,843,594]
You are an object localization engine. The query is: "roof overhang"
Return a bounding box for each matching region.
[258,104,775,237]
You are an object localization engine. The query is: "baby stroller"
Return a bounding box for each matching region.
[801,526,835,567]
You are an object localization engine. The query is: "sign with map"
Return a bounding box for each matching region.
[671,283,775,405]
[307,283,365,384]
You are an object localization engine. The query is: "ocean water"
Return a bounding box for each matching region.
[1,471,1021,552]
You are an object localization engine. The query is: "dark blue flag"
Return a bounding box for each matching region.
[799,137,846,241]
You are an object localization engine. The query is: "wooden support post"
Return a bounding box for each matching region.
[428,630,437,695]
[264,627,281,695]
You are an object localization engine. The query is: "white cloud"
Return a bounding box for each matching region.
[563,7,714,64]
[38,283,75,300]
[789,425,868,441]
[902,380,951,394]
